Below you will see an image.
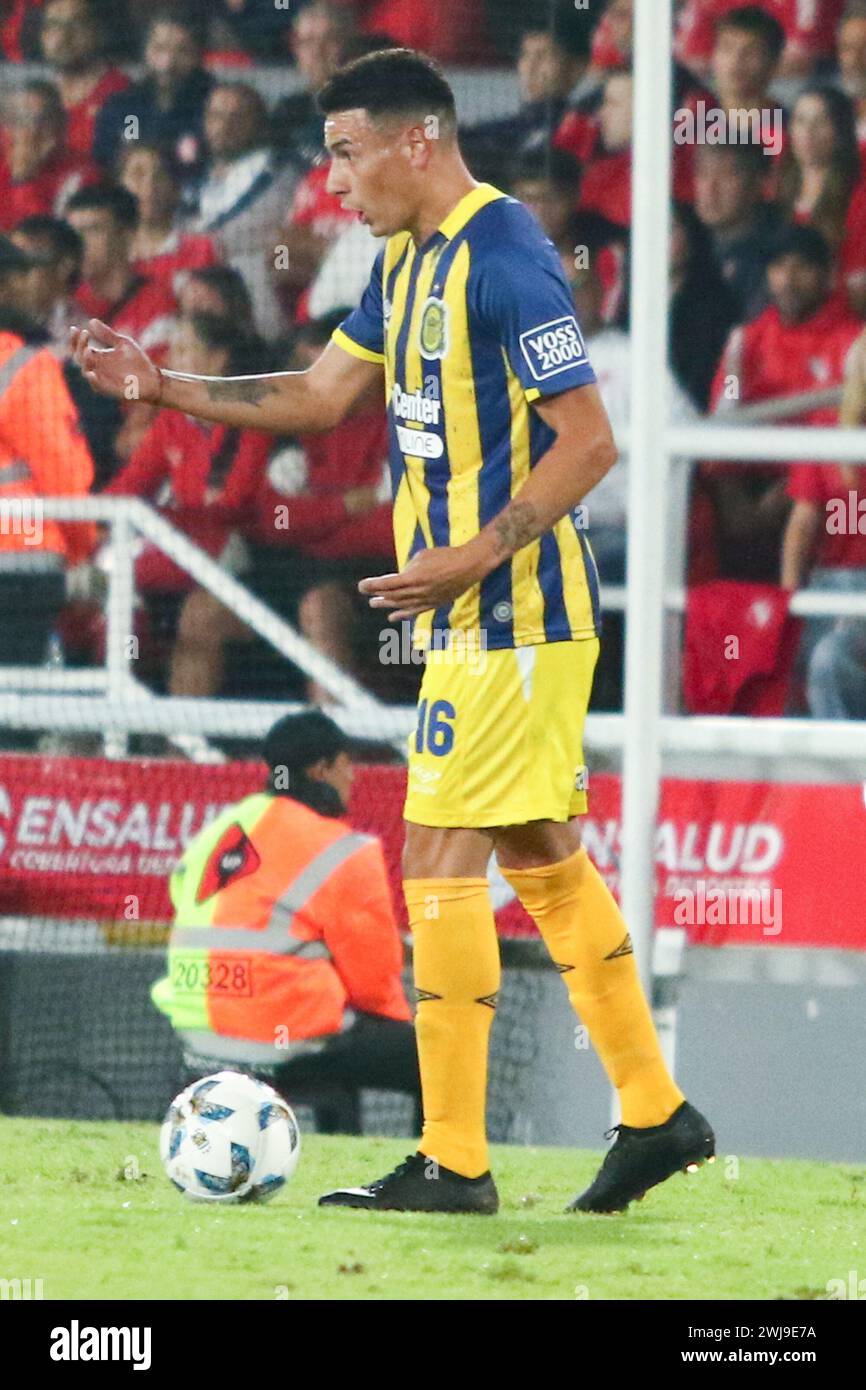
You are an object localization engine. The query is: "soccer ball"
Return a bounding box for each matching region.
[160,1070,300,1203]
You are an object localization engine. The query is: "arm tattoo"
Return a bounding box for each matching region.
[493,501,540,556]
[203,376,280,406]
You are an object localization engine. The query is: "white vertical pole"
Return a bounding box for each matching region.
[617,0,675,1098]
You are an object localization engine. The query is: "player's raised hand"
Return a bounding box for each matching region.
[69,319,163,404]
[360,545,489,622]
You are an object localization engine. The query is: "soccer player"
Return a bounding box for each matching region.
[70,48,715,1216]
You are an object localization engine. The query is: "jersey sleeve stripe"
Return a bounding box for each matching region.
[331,327,385,364]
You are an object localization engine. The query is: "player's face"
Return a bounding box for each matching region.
[325,110,421,238]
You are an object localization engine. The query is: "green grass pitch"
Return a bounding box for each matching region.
[2,1118,864,1300]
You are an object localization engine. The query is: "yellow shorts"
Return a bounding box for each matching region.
[404,637,600,829]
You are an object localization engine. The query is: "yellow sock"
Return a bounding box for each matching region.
[500,847,683,1128]
[404,877,501,1177]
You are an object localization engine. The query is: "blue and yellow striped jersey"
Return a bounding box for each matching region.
[333,183,601,650]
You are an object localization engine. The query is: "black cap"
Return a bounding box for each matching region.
[767,223,833,271]
[263,711,350,776]
[0,234,43,277]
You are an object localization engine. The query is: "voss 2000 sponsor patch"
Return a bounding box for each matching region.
[519,316,589,382]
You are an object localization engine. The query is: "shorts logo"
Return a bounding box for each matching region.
[419,296,449,359]
[520,315,588,382]
[574,765,588,792]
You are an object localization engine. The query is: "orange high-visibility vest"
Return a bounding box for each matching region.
[152,792,411,1065]
[0,331,97,563]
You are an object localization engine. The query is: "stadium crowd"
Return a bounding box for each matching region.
[2,0,866,721]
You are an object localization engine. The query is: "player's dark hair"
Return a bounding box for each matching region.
[716,5,786,65]
[510,148,582,193]
[65,183,139,230]
[14,214,84,272]
[185,265,255,327]
[317,47,457,131]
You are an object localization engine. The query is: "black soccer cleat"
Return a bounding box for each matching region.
[318,1152,499,1214]
[568,1100,716,1214]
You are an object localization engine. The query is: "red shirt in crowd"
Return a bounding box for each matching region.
[787,464,866,568]
[676,0,846,68]
[589,10,628,70]
[0,147,98,230]
[577,145,695,226]
[65,68,131,160]
[0,0,41,61]
[256,404,393,562]
[74,275,177,362]
[133,231,220,301]
[336,0,495,64]
[104,412,272,592]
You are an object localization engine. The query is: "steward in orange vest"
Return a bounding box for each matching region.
[153,711,419,1133]
[0,234,97,665]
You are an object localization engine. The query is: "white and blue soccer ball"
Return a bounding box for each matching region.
[160,1070,301,1203]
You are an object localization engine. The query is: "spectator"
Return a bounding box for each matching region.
[153,709,419,1136]
[576,69,634,229]
[271,3,356,170]
[177,262,256,330]
[119,144,219,301]
[778,83,866,317]
[462,18,590,178]
[0,80,98,230]
[669,201,740,411]
[0,232,97,666]
[780,328,866,719]
[67,184,176,359]
[11,212,120,485]
[253,312,394,706]
[837,0,866,157]
[706,225,861,583]
[67,183,177,458]
[706,5,787,157]
[38,0,130,159]
[208,0,296,62]
[676,0,845,82]
[779,86,861,250]
[11,211,82,351]
[693,142,783,319]
[275,158,357,318]
[1,1,43,61]
[102,312,271,696]
[587,0,633,75]
[93,5,213,184]
[509,149,584,271]
[194,81,300,340]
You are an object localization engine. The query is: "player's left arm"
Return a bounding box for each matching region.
[362,383,615,620]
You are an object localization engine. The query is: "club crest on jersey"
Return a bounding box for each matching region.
[419,296,449,359]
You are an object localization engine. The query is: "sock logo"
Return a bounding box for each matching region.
[553,961,574,975]
[604,933,634,960]
[475,992,498,1009]
[415,987,443,1004]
